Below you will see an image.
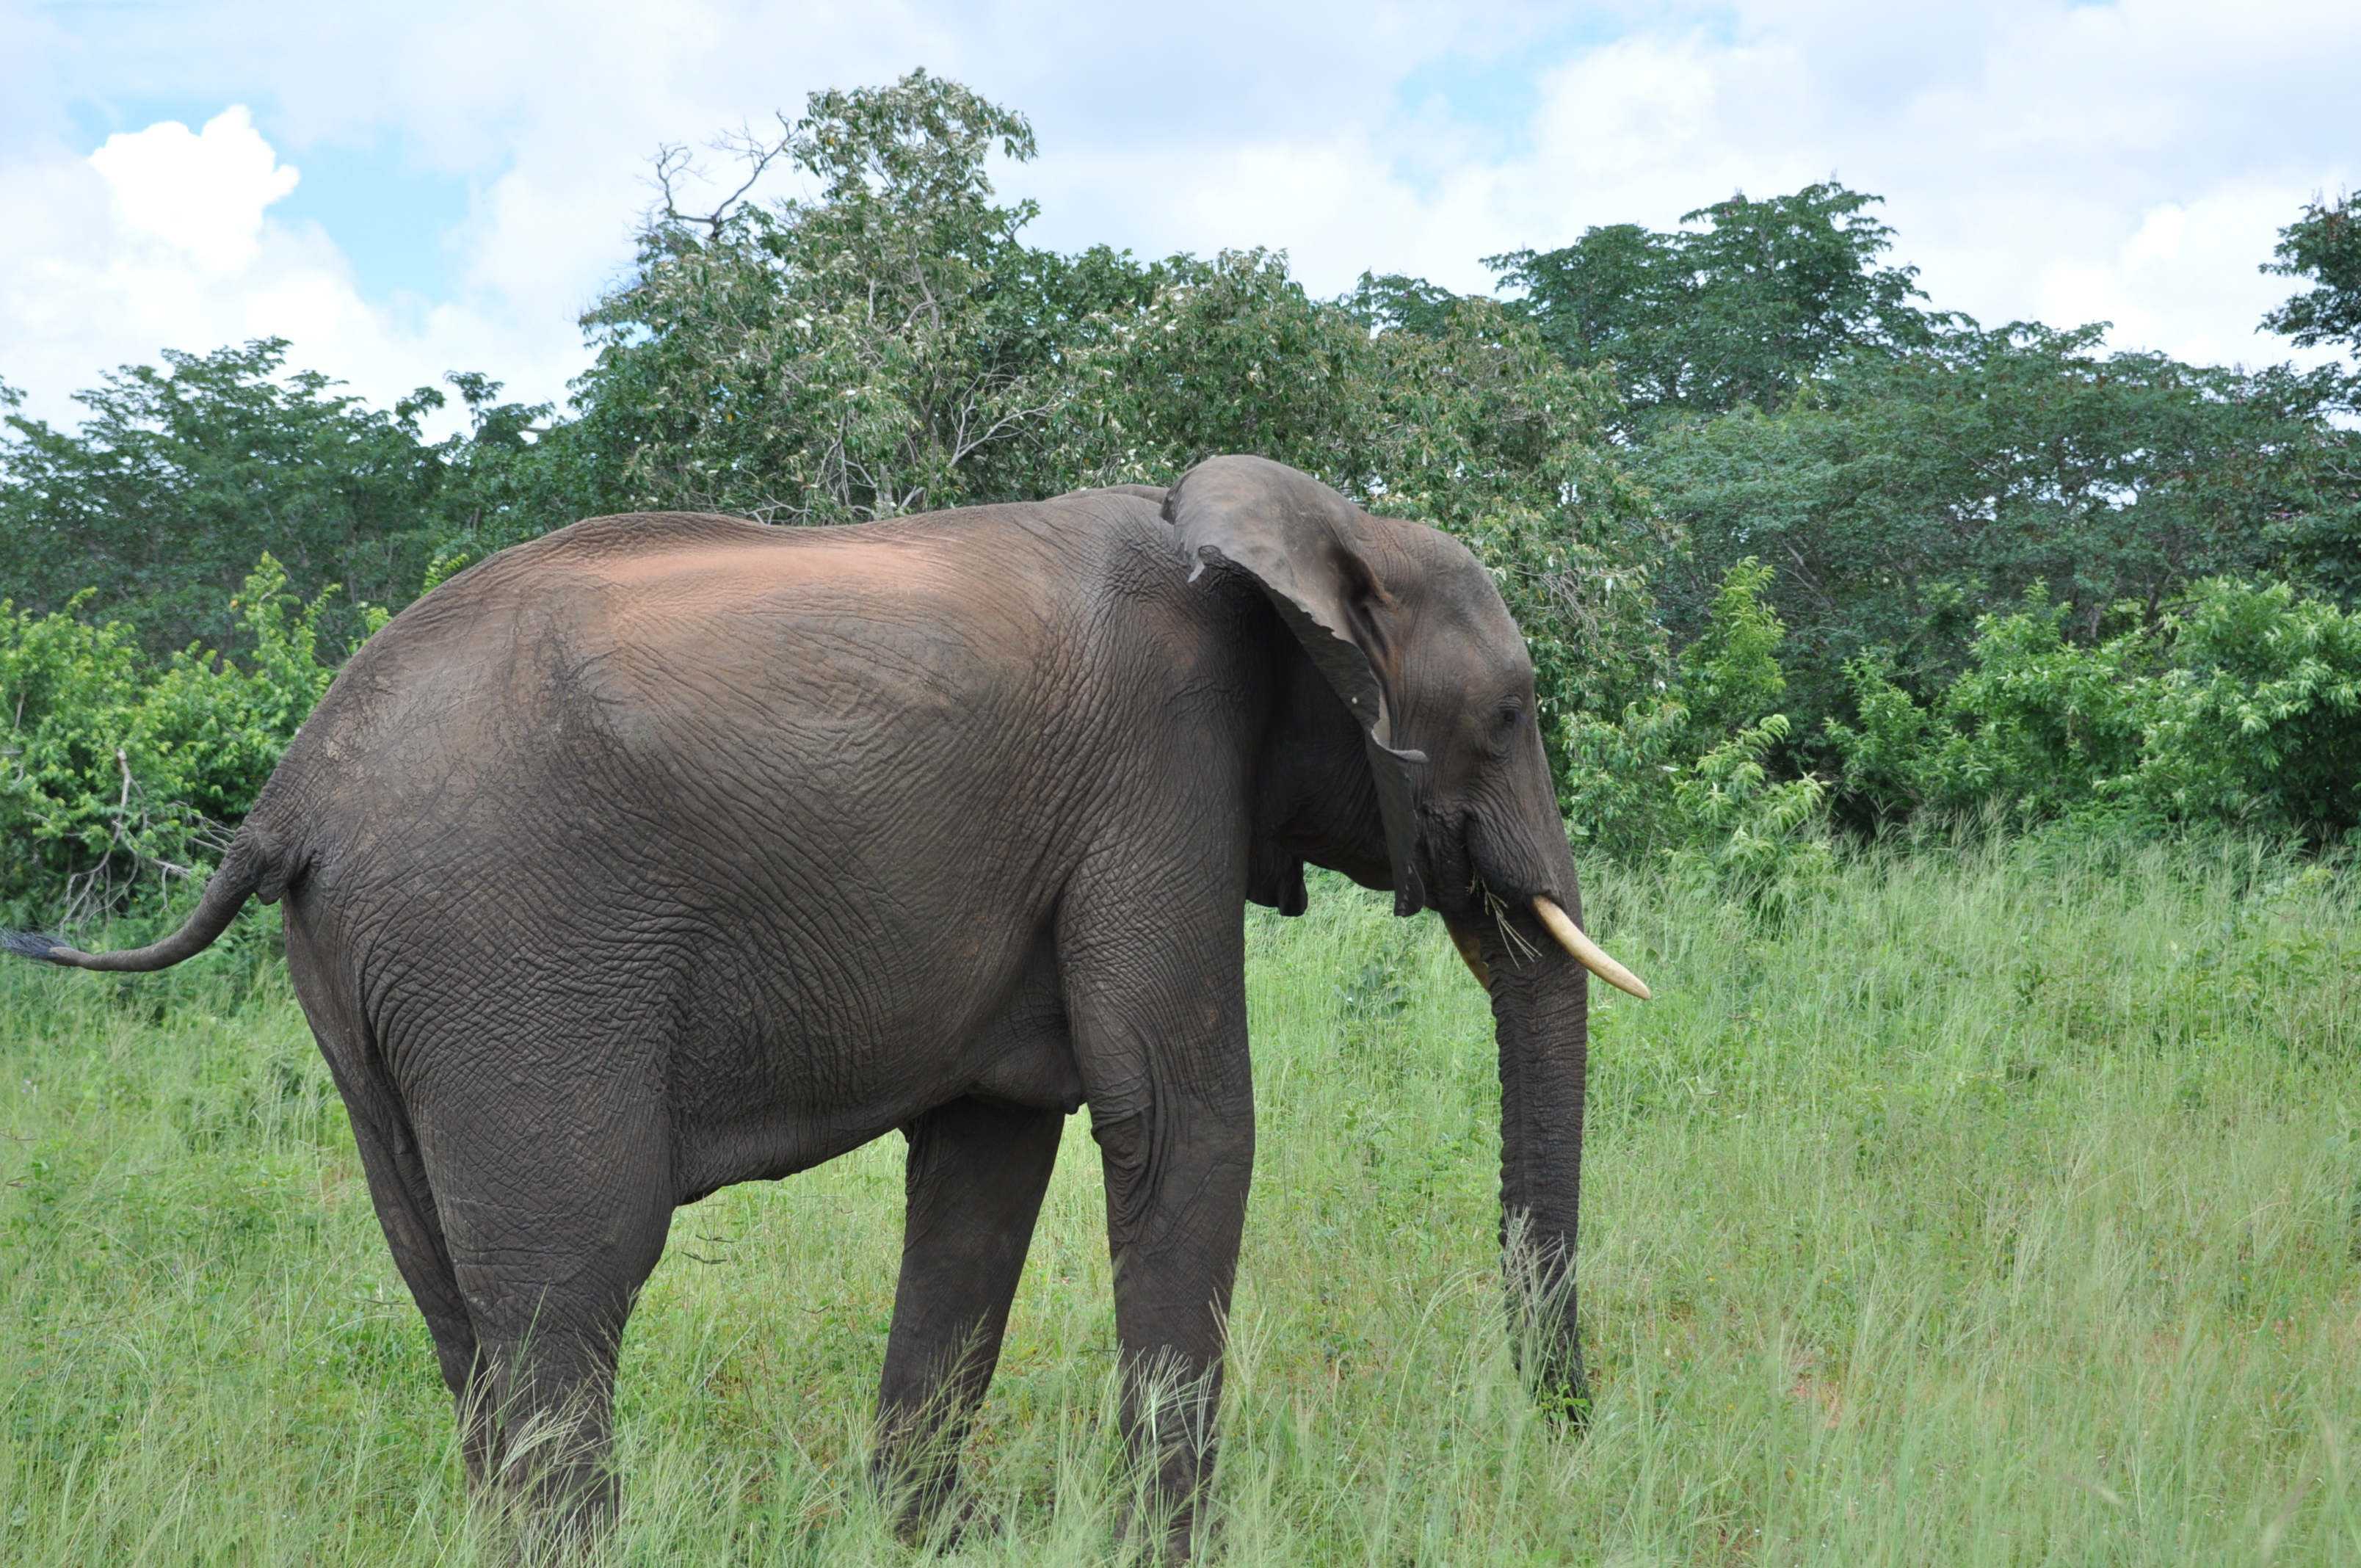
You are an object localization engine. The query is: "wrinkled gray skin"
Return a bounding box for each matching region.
[6,457,1593,1556]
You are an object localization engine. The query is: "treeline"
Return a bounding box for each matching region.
[3,71,2359,926]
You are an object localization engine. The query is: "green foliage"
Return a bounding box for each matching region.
[1375,183,2357,791]
[1639,323,2361,741]
[1560,559,1832,911]
[0,72,1673,921]
[571,70,1076,524]
[403,371,588,588]
[8,77,2360,889]
[2262,191,2361,363]
[1338,271,1465,338]
[0,341,439,656]
[1489,183,1940,431]
[1827,577,2361,841]
[0,344,560,659]
[0,556,338,928]
[1045,247,1374,490]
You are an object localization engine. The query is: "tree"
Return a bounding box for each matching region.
[2255,193,2361,592]
[1639,323,2359,749]
[1556,559,1834,913]
[0,341,447,655]
[0,555,344,926]
[404,374,604,591]
[1488,183,1940,429]
[1044,248,1375,492]
[1340,271,1467,338]
[571,70,1075,524]
[1826,577,2361,843]
[2263,193,2361,363]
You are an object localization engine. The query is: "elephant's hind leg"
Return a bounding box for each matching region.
[873,1095,1065,1539]
[344,1098,497,1481]
[413,1054,675,1546]
[283,946,497,1482]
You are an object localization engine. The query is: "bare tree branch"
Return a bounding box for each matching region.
[648,115,797,241]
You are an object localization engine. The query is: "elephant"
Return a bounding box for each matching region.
[5,454,1647,1556]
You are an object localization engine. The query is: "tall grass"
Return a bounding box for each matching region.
[1,837,2357,1563]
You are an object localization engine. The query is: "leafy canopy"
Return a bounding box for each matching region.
[1558,560,1833,917]
[1636,322,2361,752]
[0,344,552,658]
[572,70,1072,525]
[1487,183,1940,429]
[10,70,2361,934]
[0,343,435,655]
[2262,192,2361,364]
[1827,578,2361,844]
[0,556,349,927]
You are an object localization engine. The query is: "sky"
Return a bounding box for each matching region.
[2,0,2354,439]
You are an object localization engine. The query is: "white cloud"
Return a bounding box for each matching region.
[88,107,299,272]
[0,104,580,439]
[2031,186,2329,368]
[1402,0,2357,369]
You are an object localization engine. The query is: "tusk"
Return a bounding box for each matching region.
[1531,897,1653,1001]
[1447,921,1490,990]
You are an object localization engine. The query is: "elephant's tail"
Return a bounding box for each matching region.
[1,824,291,973]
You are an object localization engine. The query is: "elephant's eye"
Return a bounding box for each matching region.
[1495,700,1523,730]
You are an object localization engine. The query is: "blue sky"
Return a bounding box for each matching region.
[3,0,2354,438]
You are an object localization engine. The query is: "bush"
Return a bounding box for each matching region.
[1561,559,1834,912]
[1827,577,2361,843]
[0,556,349,929]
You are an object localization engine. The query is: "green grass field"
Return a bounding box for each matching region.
[3,838,2359,1564]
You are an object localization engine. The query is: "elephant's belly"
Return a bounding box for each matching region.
[965,1011,1085,1115]
[667,944,1079,1204]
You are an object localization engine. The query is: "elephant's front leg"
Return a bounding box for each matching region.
[1052,805,1260,1560]
[1059,915,1254,1560]
[1090,1085,1252,1562]
[873,1095,1065,1539]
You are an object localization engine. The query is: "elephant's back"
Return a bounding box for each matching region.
[313,488,1167,742]
[269,488,1180,950]
[376,491,1170,674]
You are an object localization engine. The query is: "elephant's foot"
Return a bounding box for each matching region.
[460,1397,620,1566]
[871,1415,983,1548]
[875,1466,965,1547]
[1506,1310,1592,1431]
[1529,1341,1593,1432]
[1111,1366,1221,1563]
[1114,1487,1211,1567]
[469,1482,614,1568]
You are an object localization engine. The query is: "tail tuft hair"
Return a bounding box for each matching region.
[1,931,73,962]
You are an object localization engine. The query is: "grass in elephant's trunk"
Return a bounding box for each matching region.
[3,834,2360,1563]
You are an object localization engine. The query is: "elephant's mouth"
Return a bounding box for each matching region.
[1443,886,1650,1001]
[1443,817,1652,1001]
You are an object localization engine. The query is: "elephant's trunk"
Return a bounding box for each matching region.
[1471,899,1590,1421]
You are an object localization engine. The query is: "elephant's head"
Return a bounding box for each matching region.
[1166,454,1649,1416]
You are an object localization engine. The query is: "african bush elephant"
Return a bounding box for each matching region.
[7,455,1645,1555]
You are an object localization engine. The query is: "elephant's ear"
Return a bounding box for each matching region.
[1164,454,1428,917]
